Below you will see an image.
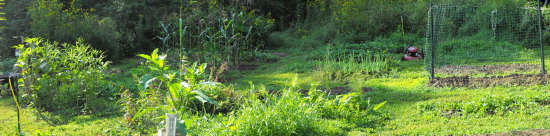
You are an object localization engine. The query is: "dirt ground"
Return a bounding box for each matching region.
[297,86,351,96]
[435,64,540,76]
[430,74,550,88]
[430,63,548,88]
[476,129,550,136]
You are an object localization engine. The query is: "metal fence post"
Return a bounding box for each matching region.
[429,3,436,81]
[538,1,547,75]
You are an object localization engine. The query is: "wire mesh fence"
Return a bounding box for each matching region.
[425,3,546,81]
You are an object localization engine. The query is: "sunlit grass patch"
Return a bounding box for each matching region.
[417,87,550,116]
[0,98,121,135]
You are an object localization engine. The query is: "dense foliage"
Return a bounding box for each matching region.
[0,0,31,57]
[3,0,550,135]
[15,38,116,118]
[28,0,121,59]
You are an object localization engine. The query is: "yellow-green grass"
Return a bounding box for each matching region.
[1,42,549,135]
[0,98,121,135]
[228,45,550,135]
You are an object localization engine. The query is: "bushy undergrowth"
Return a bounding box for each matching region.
[28,0,121,59]
[418,91,550,116]
[221,89,322,136]
[15,38,117,118]
[189,86,388,135]
[116,49,389,135]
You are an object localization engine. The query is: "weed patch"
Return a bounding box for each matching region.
[435,64,541,77]
[418,93,550,116]
[430,74,550,88]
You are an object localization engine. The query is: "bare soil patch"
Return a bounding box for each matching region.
[435,64,540,76]
[297,86,352,96]
[362,87,374,93]
[476,129,550,136]
[429,74,550,88]
[328,86,351,95]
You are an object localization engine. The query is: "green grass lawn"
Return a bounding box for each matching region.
[0,98,121,135]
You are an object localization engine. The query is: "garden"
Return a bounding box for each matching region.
[1,0,550,136]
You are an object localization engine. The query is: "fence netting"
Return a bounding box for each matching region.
[425,3,545,80]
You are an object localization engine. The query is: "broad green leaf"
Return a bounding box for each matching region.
[373,101,387,111]
[194,95,208,104]
[192,90,218,106]
[339,93,356,104]
[152,49,159,60]
[168,82,181,98]
[137,54,151,60]
[198,63,207,74]
[140,75,156,90]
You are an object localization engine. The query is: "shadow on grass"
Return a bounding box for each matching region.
[360,85,434,109]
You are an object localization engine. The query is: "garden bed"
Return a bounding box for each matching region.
[477,129,550,136]
[435,64,540,76]
[429,74,550,88]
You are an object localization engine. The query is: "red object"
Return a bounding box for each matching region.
[402,46,422,61]
[402,54,421,61]
[408,47,418,53]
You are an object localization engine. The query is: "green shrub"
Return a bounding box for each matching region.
[15,38,117,118]
[315,92,388,129]
[28,0,121,59]
[225,89,321,136]
[191,86,388,135]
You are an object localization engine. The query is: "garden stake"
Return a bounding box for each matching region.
[9,76,21,134]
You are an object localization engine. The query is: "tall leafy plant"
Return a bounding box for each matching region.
[137,48,218,114]
[15,37,115,117]
[122,48,222,134]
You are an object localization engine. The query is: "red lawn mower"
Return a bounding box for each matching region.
[398,16,423,61]
[402,46,423,61]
